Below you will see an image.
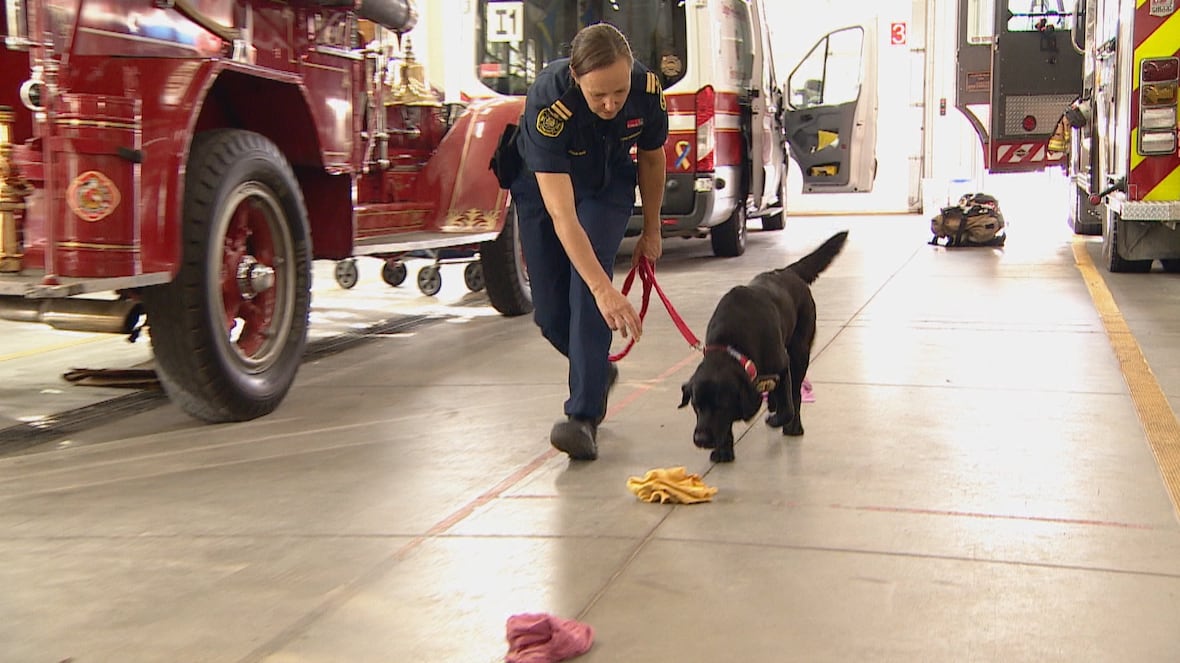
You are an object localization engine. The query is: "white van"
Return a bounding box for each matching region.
[424,0,878,257]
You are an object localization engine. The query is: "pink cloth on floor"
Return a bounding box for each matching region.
[505,613,594,663]
[801,378,815,403]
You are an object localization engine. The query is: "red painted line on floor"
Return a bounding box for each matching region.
[606,350,701,419]
[392,349,702,562]
[832,503,1156,530]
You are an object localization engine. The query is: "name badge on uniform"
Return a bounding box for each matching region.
[627,118,644,129]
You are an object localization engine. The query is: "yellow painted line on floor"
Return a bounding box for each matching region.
[1073,240,1180,520]
[0,335,110,363]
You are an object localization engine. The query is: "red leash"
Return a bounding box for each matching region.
[609,257,701,362]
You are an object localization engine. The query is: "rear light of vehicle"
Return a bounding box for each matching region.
[1142,57,1179,83]
[695,85,715,172]
[1021,115,1037,132]
[1139,57,1178,156]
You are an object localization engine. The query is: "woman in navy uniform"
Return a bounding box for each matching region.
[510,23,668,461]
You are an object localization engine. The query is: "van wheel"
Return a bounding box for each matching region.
[481,201,533,316]
[1102,212,1152,273]
[711,203,748,257]
[141,129,311,422]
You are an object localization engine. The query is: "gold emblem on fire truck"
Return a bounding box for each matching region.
[537,107,564,138]
[66,171,120,223]
[442,208,498,232]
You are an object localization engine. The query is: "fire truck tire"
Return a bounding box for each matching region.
[480,202,533,316]
[1102,213,1153,274]
[142,129,311,422]
[711,202,748,257]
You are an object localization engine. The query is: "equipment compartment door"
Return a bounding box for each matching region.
[782,24,878,193]
[988,0,1084,172]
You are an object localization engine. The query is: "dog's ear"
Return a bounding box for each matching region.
[739,381,762,421]
[679,382,692,408]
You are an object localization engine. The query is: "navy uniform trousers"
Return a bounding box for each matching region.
[511,175,633,422]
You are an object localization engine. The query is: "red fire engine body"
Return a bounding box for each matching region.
[0,0,528,421]
[1065,0,1180,272]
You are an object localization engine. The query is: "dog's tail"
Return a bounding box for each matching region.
[787,231,849,284]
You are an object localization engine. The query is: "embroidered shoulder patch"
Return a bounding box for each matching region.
[537,107,564,138]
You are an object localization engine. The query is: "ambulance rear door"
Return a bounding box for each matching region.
[782,23,879,193]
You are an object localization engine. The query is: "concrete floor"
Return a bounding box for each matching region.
[2,182,1180,662]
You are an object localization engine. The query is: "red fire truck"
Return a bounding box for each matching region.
[956,0,1179,272]
[1065,0,1179,272]
[0,0,529,421]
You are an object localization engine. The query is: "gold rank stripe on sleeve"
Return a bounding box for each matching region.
[549,99,572,121]
[646,71,660,94]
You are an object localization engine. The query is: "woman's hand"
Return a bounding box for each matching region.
[632,229,663,268]
[593,285,642,341]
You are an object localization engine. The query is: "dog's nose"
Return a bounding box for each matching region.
[693,430,714,448]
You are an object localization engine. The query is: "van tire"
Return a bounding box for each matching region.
[711,203,747,257]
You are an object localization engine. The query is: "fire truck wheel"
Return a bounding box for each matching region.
[464,263,485,292]
[142,129,311,423]
[1101,213,1153,274]
[381,260,407,287]
[481,202,533,316]
[417,265,443,296]
[334,259,360,289]
[711,202,748,257]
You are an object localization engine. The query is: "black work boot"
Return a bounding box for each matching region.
[593,362,619,426]
[550,417,598,461]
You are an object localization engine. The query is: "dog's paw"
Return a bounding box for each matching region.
[710,448,735,463]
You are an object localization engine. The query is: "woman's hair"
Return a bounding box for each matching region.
[569,23,633,77]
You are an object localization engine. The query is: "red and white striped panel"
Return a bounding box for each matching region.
[990,141,1067,171]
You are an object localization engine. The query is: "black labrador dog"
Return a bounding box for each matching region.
[679,231,848,462]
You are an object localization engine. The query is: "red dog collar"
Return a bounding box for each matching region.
[703,344,758,381]
[703,344,780,394]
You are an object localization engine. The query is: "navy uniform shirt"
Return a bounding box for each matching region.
[515,57,668,207]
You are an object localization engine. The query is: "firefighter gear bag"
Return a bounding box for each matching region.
[930,193,1006,247]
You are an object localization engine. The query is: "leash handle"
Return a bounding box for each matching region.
[608,257,700,362]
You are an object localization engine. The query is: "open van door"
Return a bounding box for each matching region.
[782,24,878,193]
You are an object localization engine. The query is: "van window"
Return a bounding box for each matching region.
[474,0,688,95]
[720,0,755,90]
[787,26,865,110]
